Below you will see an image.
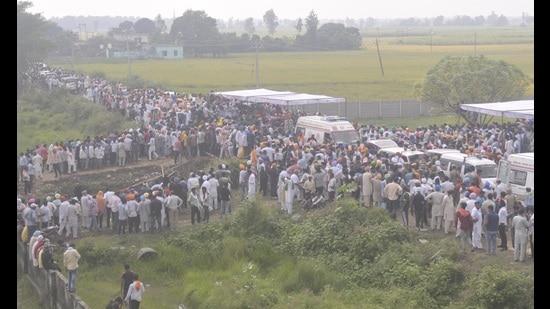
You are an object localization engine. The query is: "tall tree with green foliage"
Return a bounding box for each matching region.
[414,55,532,125]
[295,18,303,34]
[17,1,55,96]
[134,18,156,34]
[304,10,319,47]
[170,10,219,57]
[244,17,256,35]
[263,9,279,37]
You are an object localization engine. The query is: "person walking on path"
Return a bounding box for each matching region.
[511,207,530,262]
[120,263,136,299]
[63,243,81,293]
[124,273,145,309]
[483,205,499,255]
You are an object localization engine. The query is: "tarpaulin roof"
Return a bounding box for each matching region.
[251,93,346,105]
[213,88,345,105]
[460,100,534,120]
[214,88,294,101]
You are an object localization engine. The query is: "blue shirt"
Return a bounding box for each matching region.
[485,211,499,232]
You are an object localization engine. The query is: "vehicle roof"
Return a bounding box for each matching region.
[440,153,496,165]
[378,147,425,155]
[366,139,398,148]
[426,148,461,155]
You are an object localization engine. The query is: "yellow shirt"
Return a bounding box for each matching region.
[63,247,81,271]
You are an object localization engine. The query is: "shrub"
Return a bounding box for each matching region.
[469,265,534,309]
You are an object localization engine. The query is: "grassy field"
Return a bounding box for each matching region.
[47,27,534,102]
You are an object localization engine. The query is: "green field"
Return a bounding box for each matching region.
[48,27,534,101]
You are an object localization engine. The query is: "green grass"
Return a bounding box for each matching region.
[47,28,533,102]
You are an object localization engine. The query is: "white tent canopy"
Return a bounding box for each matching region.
[251,93,346,105]
[460,100,534,120]
[214,88,294,101]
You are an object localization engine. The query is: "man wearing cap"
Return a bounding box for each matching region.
[149,192,163,232]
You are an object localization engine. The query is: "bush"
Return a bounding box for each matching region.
[470,265,534,309]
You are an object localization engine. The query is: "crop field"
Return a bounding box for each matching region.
[49,27,534,101]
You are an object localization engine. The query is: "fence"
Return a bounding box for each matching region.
[17,229,91,309]
[286,99,441,120]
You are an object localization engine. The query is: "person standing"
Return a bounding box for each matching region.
[96,191,107,229]
[511,207,530,262]
[32,151,43,180]
[455,202,473,253]
[471,201,484,252]
[138,194,151,233]
[238,164,248,202]
[442,189,455,234]
[80,190,92,230]
[247,169,256,200]
[426,184,445,231]
[126,194,139,234]
[66,198,80,238]
[361,166,374,207]
[117,196,128,235]
[110,192,121,231]
[124,273,145,309]
[497,201,509,251]
[218,182,231,219]
[120,263,136,299]
[412,188,427,231]
[187,185,201,225]
[57,196,69,237]
[384,176,403,220]
[149,192,163,232]
[173,135,181,164]
[63,243,81,293]
[483,205,499,255]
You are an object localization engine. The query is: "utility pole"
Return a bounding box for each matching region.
[375,38,384,76]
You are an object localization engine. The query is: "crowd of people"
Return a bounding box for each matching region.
[18,63,535,295]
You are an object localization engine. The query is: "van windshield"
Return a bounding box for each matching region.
[476,164,498,178]
[331,131,360,145]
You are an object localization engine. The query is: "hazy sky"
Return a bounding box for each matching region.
[25,0,533,20]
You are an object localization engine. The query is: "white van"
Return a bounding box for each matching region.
[295,116,360,145]
[496,152,534,198]
[425,148,461,161]
[377,147,428,164]
[439,153,498,187]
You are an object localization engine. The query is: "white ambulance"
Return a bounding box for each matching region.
[295,116,360,145]
[496,152,534,198]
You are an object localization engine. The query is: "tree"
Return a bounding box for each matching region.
[295,18,303,34]
[244,17,255,35]
[134,18,156,34]
[170,10,219,57]
[304,10,319,46]
[317,23,362,50]
[414,55,532,125]
[263,9,279,37]
[17,1,55,96]
[150,14,169,44]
